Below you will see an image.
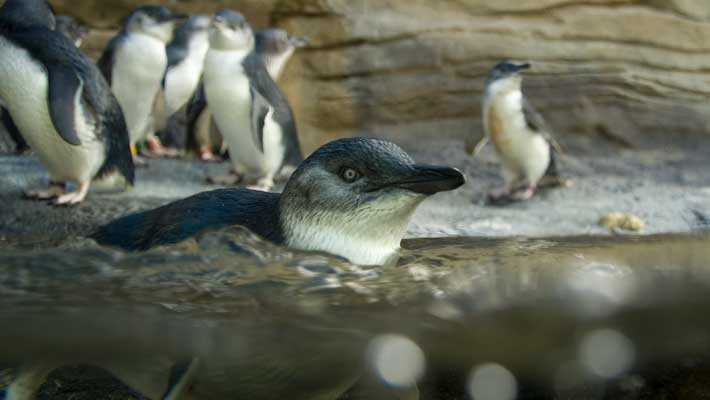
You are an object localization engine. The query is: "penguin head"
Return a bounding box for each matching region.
[0,0,56,30]
[255,29,308,56]
[280,137,465,265]
[182,15,212,35]
[209,10,254,52]
[171,15,211,48]
[486,61,530,93]
[55,15,88,47]
[125,5,186,43]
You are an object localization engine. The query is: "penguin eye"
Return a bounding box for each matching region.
[339,167,361,183]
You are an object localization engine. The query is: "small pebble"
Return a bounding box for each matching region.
[599,212,645,231]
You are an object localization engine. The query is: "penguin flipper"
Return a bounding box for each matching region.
[48,65,82,146]
[250,86,270,154]
[522,97,564,155]
[97,34,124,85]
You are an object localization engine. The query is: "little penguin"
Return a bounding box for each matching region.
[201,10,303,189]
[187,27,306,163]
[152,14,211,154]
[1,14,87,155]
[0,0,134,204]
[98,5,185,159]
[55,15,88,48]
[93,137,466,266]
[255,28,308,81]
[476,61,564,203]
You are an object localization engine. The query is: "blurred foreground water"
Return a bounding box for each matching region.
[1,229,710,399]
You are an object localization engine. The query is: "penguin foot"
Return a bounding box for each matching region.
[24,182,66,200]
[142,137,182,158]
[246,177,274,192]
[53,182,89,205]
[486,185,536,205]
[132,154,149,168]
[207,172,242,185]
[198,147,222,162]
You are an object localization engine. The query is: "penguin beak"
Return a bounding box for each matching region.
[289,36,309,48]
[171,13,189,23]
[386,165,466,195]
[515,63,531,72]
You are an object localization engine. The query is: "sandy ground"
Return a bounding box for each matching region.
[1,133,709,244]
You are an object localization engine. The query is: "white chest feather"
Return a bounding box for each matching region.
[112,33,167,144]
[283,198,420,266]
[0,37,104,183]
[483,89,550,183]
[164,40,209,115]
[203,49,284,178]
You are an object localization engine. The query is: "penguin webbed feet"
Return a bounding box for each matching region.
[486,185,536,206]
[141,137,182,159]
[24,181,90,206]
[206,170,243,186]
[24,181,66,201]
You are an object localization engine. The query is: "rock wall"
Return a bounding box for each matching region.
[34,1,710,153]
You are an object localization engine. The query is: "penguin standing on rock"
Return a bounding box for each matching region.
[187,27,306,162]
[471,61,565,204]
[255,28,308,81]
[98,5,185,162]
[55,15,88,48]
[0,0,134,205]
[1,15,87,155]
[202,10,303,190]
[153,15,211,154]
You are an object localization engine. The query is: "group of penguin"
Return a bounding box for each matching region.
[0,0,562,208]
[0,1,308,205]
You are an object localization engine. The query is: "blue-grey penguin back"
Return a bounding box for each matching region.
[92,188,283,251]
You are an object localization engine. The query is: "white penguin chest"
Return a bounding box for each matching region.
[203,50,272,174]
[164,38,209,116]
[112,34,167,143]
[0,37,104,183]
[483,91,550,182]
[164,58,203,116]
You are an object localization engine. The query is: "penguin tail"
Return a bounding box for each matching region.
[544,146,560,178]
[96,107,135,187]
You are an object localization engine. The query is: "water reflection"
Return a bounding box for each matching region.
[0,229,709,398]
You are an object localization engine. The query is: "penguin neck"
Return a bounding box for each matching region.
[182,33,210,67]
[261,48,295,81]
[277,191,422,266]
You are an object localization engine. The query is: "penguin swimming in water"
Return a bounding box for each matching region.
[1,14,87,155]
[0,0,134,204]
[98,5,185,161]
[152,15,211,154]
[93,137,465,266]
[472,61,564,204]
[200,10,303,189]
[187,27,307,163]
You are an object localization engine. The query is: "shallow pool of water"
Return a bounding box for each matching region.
[1,229,710,399]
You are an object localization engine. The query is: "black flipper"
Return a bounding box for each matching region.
[243,53,303,169]
[97,34,125,85]
[250,86,270,153]
[47,65,81,145]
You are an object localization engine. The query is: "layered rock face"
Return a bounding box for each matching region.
[5,0,709,154]
[274,0,710,151]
